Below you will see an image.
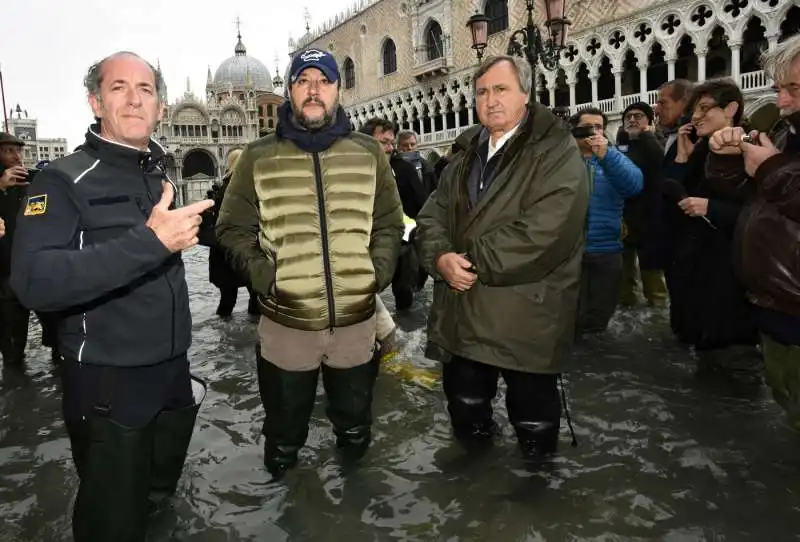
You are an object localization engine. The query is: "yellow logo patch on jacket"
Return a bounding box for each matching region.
[24,194,47,216]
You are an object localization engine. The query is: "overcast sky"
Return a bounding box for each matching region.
[2,0,356,149]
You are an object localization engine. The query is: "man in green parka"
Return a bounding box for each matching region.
[416,55,589,461]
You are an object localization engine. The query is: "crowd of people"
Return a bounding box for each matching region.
[0,34,798,542]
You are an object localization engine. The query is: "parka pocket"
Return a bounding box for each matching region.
[510,282,547,304]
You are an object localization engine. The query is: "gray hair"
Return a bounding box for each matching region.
[472,55,532,95]
[396,129,418,143]
[84,51,167,103]
[762,35,800,85]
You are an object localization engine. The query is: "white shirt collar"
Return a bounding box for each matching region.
[487,124,520,161]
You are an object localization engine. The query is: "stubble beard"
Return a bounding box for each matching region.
[294,97,339,130]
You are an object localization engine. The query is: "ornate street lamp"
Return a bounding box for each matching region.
[468,0,570,100]
[466,11,490,63]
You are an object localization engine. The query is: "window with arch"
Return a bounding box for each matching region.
[426,21,444,60]
[382,39,397,75]
[343,57,356,89]
[485,0,509,35]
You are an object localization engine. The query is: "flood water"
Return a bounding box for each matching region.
[1,247,799,541]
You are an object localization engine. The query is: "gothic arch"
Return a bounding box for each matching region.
[172,104,210,124]
[380,36,398,75]
[181,148,217,179]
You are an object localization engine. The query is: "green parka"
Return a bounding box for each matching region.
[416,103,589,373]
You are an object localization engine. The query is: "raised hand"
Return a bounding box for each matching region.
[146,182,214,253]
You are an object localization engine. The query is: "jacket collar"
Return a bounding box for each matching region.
[455,102,563,153]
[82,123,166,172]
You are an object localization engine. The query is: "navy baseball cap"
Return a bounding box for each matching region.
[289,48,340,85]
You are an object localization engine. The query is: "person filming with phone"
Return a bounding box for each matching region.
[0,132,33,367]
[662,79,759,380]
[569,108,642,334]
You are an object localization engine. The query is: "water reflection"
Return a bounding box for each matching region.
[0,247,798,541]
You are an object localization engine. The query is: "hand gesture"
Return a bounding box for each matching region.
[0,217,5,238]
[676,123,695,163]
[709,126,749,155]
[678,197,709,217]
[436,252,477,292]
[146,182,214,253]
[588,134,608,159]
[741,132,781,177]
[0,166,29,190]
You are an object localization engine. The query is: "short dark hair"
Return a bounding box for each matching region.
[358,117,396,137]
[570,107,608,129]
[660,79,693,102]
[688,78,745,126]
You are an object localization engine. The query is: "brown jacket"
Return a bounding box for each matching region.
[705,115,800,316]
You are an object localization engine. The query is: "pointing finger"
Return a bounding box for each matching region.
[175,198,214,216]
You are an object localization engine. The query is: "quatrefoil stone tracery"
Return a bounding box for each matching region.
[634,23,652,42]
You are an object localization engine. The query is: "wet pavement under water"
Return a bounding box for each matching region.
[1,247,799,541]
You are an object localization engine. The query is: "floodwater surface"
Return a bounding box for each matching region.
[1,247,798,541]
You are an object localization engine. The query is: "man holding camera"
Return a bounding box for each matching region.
[706,35,800,428]
[570,107,642,333]
[0,132,32,366]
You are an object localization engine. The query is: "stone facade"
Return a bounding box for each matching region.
[6,107,68,168]
[156,33,286,205]
[294,0,797,156]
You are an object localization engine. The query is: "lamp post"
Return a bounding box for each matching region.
[467,0,570,101]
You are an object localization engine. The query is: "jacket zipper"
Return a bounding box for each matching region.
[312,152,336,330]
[141,169,176,356]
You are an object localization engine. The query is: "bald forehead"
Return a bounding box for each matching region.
[100,53,156,85]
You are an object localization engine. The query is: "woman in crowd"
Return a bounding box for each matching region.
[664,79,760,378]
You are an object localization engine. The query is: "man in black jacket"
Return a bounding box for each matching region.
[10,51,213,542]
[0,132,32,366]
[617,102,668,307]
[359,118,431,309]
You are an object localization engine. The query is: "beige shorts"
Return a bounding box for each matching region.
[258,315,377,371]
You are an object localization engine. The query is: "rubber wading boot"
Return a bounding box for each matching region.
[514,420,560,463]
[641,270,668,308]
[70,413,155,542]
[322,355,380,462]
[441,359,499,451]
[257,348,319,479]
[148,376,207,511]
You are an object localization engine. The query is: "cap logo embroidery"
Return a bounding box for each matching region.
[300,49,327,62]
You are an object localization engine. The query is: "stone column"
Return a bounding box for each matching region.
[567,73,577,112]
[549,85,556,107]
[767,33,780,52]
[667,58,676,81]
[590,75,599,105]
[613,71,623,112]
[638,62,648,102]
[731,42,742,84]
[697,47,708,82]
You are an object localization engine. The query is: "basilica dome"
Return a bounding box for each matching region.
[213,33,273,92]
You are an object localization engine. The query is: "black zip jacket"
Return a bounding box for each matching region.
[9,125,192,367]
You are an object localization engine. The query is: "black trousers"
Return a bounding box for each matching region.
[0,278,29,364]
[217,285,259,317]
[577,252,623,333]
[442,356,561,455]
[61,355,198,542]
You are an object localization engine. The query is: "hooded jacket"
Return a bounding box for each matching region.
[9,125,192,367]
